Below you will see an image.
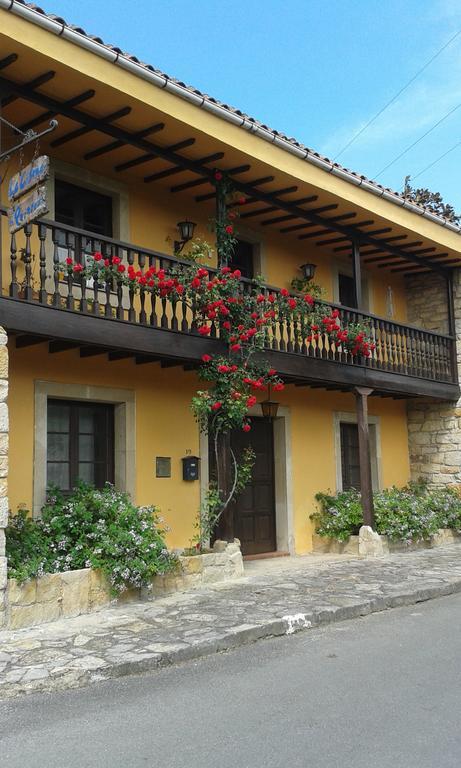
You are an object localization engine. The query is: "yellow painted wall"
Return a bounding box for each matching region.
[8,343,410,553]
[8,343,201,549]
[273,386,410,553]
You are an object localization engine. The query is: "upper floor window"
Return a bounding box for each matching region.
[55,180,113,237]
[338,273,357,309]
[230,239,254,279]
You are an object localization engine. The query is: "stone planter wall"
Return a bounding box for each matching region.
[4,539,243,630]
[312,528,461,556]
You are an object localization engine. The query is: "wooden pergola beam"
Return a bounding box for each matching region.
[115,137,195,172]
[84,121,165,161]
[0,73,448,274]
[170,163,251,193]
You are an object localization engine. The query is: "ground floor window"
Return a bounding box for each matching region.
[340,422,361,490]
[336,414,380,492]
[47,399,114,492]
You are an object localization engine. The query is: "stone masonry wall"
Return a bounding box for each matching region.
[5,540,244,630]
[0,328,8,628]
[405,270,461,486]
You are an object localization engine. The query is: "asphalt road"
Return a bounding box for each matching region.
[1,593,461,768]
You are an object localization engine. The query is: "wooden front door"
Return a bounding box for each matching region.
[230,417,276,555]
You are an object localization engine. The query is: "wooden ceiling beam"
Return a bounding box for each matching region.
[279,212,358,234]
[0,73,446,273]
[108,351,133,361]
[20,89,96,133]
[144,151,224,183]
[1,69,56,108]
[51,106,132,148]
[15,334,47,349]
[170,163,251,193]
[115,137,195,172]
[197,175,277,204]
[84,121,165,160]
[392,258,460,273]
[0,54,18,71]
[80,347,109,357]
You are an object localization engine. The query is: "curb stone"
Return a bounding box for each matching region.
[2,570,461,699]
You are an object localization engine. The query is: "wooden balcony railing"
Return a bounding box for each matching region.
[0,209,457,385]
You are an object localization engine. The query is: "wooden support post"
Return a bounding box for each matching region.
[446,272,458,383]
[352,240,363,309]
[354,386,375,528]
[214,430,234,541]
[215,183,228,268]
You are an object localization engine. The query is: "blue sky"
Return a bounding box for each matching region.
[52,0,461,210]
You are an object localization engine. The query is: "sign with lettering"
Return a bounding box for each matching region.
[7,155,49,201]
[8,186,49,234]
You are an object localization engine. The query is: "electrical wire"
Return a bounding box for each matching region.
[333,27,461,161]
[373,99,461,180]
[409,138,461,182]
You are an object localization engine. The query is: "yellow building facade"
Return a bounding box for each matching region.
[0,1,460,556]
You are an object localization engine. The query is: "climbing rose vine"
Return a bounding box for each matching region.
[61,256,374,433]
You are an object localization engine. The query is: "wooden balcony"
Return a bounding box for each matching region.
[0,209,459,401]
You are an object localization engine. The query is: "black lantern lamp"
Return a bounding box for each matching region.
[299,263,317,281]
[261,383,280,421]
[174,220,196,254]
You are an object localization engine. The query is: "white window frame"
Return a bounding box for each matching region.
[33,381,135,516]
[333,411,381,493]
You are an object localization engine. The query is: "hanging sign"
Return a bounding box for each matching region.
[7,155,49,201]
[8,186,49,234]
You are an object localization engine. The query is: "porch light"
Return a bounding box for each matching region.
[261,383,280,420]
[299,263,317,281]
[175,220,196,254]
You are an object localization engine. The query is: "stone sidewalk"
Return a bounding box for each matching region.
[1,545,461,699]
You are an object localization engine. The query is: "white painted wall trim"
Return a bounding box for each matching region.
[333,410,382,492]
[33,381,135,516]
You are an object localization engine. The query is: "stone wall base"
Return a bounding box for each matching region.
[312,528,461,557]
[5,539,243,630]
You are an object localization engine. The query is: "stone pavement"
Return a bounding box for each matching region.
[1,545,461,699]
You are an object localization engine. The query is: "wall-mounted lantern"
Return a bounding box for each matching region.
[299,263,317,281]
[174,220,196,254]
[261,384,280,421]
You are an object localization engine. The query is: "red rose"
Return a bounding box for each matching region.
[238,197,246,205]
[242,423,251,432]
[281,288,289,297]
[222,321,231,330]
[217,364,230,373]
[191,277,201,289]
[73,263,83,272]
[211,401,222,411]
[65,257,73,265]
[304,294,314,306]
[288,298,297,310]
[246,395,257,407]
[232,391,241,400]
[256,294,265,303]
[93,252,102,261]
[176,285,184,294]
[221,266,231,274]
[104,259,110,267]
[268,368,277,376]
[268,294,276,303]
[232,269,241,278]
[273,382,285,392]
[230,343,241,352]
[117,264,126,273]
[214,171,223,181]
[112,256,121,265]
[198,325,211,336]
[225,225,234,235]
[201,354,212,363]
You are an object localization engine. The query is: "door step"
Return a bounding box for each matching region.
[243,551,290,561]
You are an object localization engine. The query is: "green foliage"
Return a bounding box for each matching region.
[312,483,461,543]
[5,483,175,594]
[404,177,460,224]
[313,490,363,541]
